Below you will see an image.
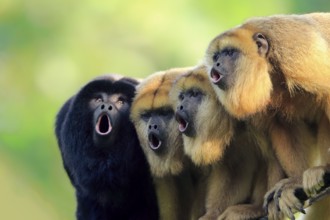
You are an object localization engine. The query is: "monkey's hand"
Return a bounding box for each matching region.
[263,182,285,220]
[263,178,308,220]
[303,165,330,197]
[264,201,284,220]
[198,212,219,220]
[217,204,265,220]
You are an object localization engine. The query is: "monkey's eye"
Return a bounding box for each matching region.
[221,48,237,57]
[95,97,103,103]
[117,96,127,105]
[187,88,202,98]
[141,112,151,121]
[212,52,220,62]
[178,93,184,101]
[191,89,201,97]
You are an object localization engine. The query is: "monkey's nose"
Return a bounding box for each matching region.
[148,124,158,130]
[99,103,114,111]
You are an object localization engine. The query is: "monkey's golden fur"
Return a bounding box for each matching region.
[131,67,204,220]
[131,68,191,177]
[205,13,330,119]
[170,66,285,220]
[170,66,234,166]
[205,13,330,219]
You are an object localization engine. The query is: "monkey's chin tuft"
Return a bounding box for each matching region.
[148,132,162,150]
[210,67,224,84]
[95,114,112,135]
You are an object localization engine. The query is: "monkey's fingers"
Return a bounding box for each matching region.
[274,187,282,212]
[303,166,330,196]
[273,181,307,219]
[259,202,285,220]
[276,189,307,220]
[277,199,295,220]
[293,188,308,214]
[263,178,290,211]
[262,190,275,213]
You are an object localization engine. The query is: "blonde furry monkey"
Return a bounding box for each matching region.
[170,66,285,220]
[204,13,330,219]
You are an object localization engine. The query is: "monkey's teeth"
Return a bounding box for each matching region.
[96,114,112,135]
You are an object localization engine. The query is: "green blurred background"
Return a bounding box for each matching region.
[1,0,330,219]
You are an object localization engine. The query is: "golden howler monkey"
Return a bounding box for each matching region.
[130,67,205,220]
[204,13,330,219]
[170,65,285,220]
[55,75,159,220]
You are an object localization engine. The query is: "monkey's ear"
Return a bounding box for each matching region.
[253,33,268,56]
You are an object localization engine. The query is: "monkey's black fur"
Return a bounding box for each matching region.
[55,76,159,220]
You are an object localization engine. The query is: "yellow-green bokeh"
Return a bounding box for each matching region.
[1,1,329,219]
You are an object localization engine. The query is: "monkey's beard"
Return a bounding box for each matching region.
[210,60,272,119]
[182,100,234,166]
[135,120,185,178]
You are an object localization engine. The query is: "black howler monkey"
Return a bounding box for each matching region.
[55,75,158,220]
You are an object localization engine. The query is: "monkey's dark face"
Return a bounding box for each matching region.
[131,70,190,177]
[90,92,129,147]
[210,48,240,91]
[140,107,175,153]
[57,77,138,173]
[175,88,204,137]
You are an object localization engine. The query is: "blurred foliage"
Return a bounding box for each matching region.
[1,0,330,219]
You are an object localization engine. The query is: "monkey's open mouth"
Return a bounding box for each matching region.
[95,114,112,135]
[175,113,188,132]
[210,68,224,83]
[148,132,162,150]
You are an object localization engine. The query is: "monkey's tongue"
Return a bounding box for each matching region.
[95,114,112,135]
[148,133,162,150]
[175,114,188,132]
[210,68,224,83]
